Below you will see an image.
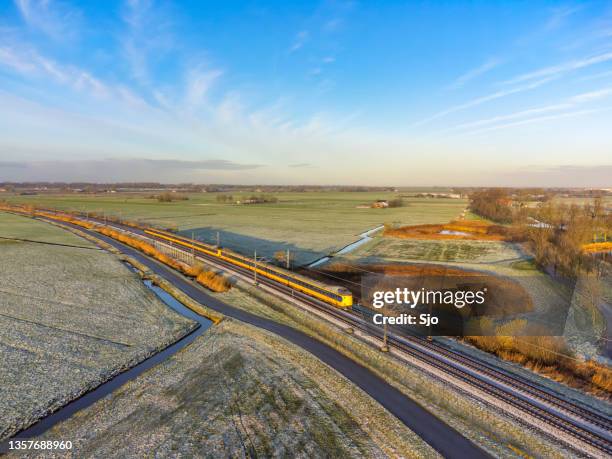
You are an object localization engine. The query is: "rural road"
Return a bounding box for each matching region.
[51,222,491,459]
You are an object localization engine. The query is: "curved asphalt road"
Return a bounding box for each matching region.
[63,223,490,459]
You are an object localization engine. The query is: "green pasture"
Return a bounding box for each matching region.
[5,192,467,265]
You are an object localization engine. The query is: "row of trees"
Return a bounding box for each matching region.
[216,194,279,204]
[469,189,513,223]
[216,194,234,202]
[154,192,189,202]
[526,199,609,278]
[470,189,610,278]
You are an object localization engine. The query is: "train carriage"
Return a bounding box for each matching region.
[144,228,353,308]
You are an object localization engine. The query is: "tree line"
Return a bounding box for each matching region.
[469,189,610,278]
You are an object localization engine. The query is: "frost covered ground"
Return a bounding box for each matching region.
[0,213,195,439]
[14,319,435,459]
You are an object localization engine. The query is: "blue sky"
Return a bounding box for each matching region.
[0,0,611,186]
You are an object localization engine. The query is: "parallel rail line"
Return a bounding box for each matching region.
[354,305,612,431]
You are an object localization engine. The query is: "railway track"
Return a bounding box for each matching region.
[32,211,612,456]
[417,336,612,431]
[131,226,612,455]
[353,305,612,432]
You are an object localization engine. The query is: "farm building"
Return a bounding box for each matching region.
[372,200,389,208]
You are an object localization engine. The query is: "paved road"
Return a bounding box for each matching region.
[72,224,491,459]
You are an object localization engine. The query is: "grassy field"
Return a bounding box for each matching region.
[349,237,524,263]
[5,192,467,265]
[0,212,196,440]
[16,319,437,459]
[0,211,94,245]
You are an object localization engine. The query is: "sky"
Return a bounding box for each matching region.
[0,0,611,186]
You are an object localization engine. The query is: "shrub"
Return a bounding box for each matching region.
[466,319,611,397]
[184,263,205,277]
[196,270,231,292]
[387,198,404,208]
[156,192,189,202]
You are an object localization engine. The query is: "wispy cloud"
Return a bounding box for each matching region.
[413,50,612,128]
[14,0,82,40]
[323,18,342,32]
[543,5,582,32]
[568,87,612,103]
[185,68,223,108]
[0,46,38,74]
[289,30,309,53]
[0,45,148,104]
[451,103,572,131]
[450,86,612,133]
[447,58,502,90]
[500,51,612,86]
[463,106,612,136]
[412,76,555,127]
[216,92,243,123]
[579,69,612,81]
[3,1,609,186]
[120,0,175,85]
[0,46,106,97]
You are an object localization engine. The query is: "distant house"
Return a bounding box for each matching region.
[372,200,389,208]
[527,217,553,229]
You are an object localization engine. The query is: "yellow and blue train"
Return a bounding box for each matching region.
[145,228,353,308]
